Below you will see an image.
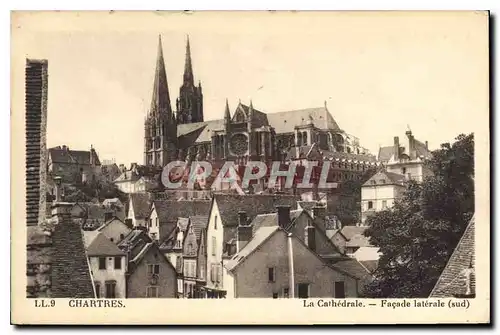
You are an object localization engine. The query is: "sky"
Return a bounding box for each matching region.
[12,11,489,165]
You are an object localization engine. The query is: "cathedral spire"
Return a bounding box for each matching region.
[150,35,172,115]
[224,98,231,120]
[183,35,194,85]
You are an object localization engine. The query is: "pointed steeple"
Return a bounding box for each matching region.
[183,35,194,85]
[224,98,231,120]
[150,35,172,115]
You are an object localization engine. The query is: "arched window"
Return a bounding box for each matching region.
[302,132,308,145]
[297,132,302,146]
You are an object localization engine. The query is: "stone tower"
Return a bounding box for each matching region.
[144,35,177,167]
[176,35,204,124]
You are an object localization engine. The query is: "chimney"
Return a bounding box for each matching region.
[237,211,252,252]
[312,205,326,221]
[305,225,316,252]
[53,176,63,202]
[393,137,399,160]
[406,130,415,159]
[425,141,429,150]
[89,145,95,166]
[276,205,291,229]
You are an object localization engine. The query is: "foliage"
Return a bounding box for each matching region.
[64,178,128,204]
[363,133,474,298]
[336,168,377,226]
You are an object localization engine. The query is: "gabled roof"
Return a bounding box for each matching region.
[129,193,152,219]
[363,171,406,187]
[266,106,340,133]
[430,216,475,298]
[97,217,128,232]
[225,226,360,280]
[153,200,211,225]
[213,193,300,228]
[340,226,368,241]
[359,260,379,273]
[128,242,177,275]
[87,233,125,257]
[48,146,101,166]
[250,209,303,234]
[225,226,280,271]
[378,146,394,162]
[329,258,373,280]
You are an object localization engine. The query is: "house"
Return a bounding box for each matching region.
[70,202,115,230]
[102,198,126,222]
[380,130,433,182]
[429,216,475,298]
[127,193,153,228]
[148,199,211,243]
[360,170,406,224]
[181,216,209,298]
[119,230,178,298]
[100,163,122,183]
[86,232,127,298]
[96,217,132,244]
[340,226,370,255]
[48,145,101,184]
[223,225,361,298]
[205,193,299,298]
[113,163,160,194]
[250,205,343,258]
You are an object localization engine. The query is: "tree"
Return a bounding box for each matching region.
[336,168,377,226]
[363,133,474,298]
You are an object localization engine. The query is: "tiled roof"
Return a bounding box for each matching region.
[363,170,406,187]
[153,200,211,225]
[378,146,394,162]
[225,226,280,271]
[250,209,303,234]
[266,106,341,133]
[430,216,475,298]
[190,215,209,242]
[129,193,152,219]
[48,146,101,166]
[27,216,95,298]
[340,226,368,241]
[329,258,373,280]
[153,200,211,243]
[86,233,125,257]
[414,139,432,159]
[117,229,152,260]
[214,193,300,228]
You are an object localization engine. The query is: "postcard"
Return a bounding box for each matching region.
[11,10,490,325]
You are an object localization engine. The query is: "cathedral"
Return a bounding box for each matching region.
[144,35,376,177]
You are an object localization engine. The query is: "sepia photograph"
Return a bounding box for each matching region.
[11,10,490,324]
